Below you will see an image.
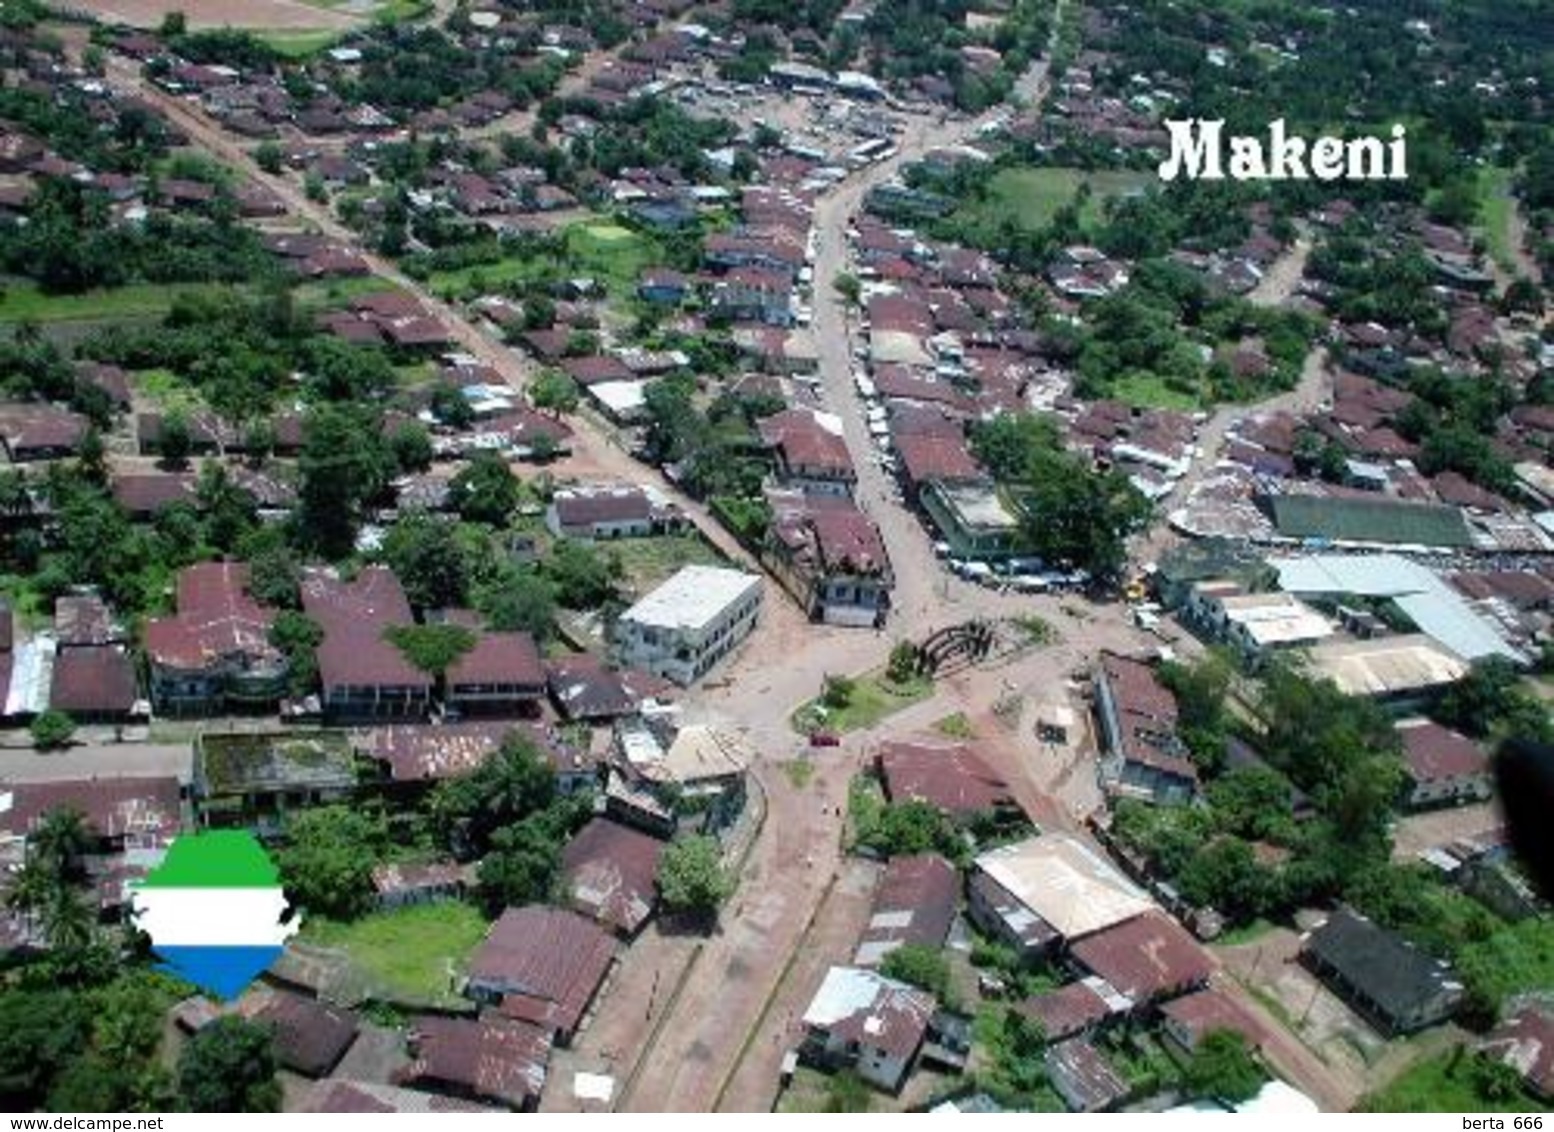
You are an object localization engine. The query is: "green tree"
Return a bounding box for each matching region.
[30,709,76,751]
[157,410,193,470]
[476,564,556,640]
[657,835,732,921]
[887,641,919,684]
[449,451,521,526]
[1184,1030,1265,1104]
[253,141,283,175]
[0,990,90,1110]
[268,610,323,700]
[389,420,434,473]
[382,512,469,608]
[176,1017,281,1113]
[529,369,580,418]
[297,403,391,559]
[879,943,951,1003]
[278,806,388,920]
[824,1070,872,1112]
[833,272,862,306]
[432,735,558,855]
[476,818,562,914]
[543,539,621,609]
[385,623,476,676]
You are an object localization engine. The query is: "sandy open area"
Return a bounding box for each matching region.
[63,0,360,31]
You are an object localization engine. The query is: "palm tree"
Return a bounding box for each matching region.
[40,886,94,956]
[0,469,30,518]
[31,806,92,882]
[4,855,55,939]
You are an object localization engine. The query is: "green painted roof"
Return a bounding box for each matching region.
[1267,495,1473,548]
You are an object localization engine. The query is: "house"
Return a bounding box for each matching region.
[919,481,1022,561]
[1045,1038,1130,1112]
[758,408,857,496]
[765,494,892,627]
[242,988,359,1077]
[545,655,672,723]
[1477,999,1554,1101]
[1068,911,1213,1005]
[357,722,595,793]
[545,485,683,541]
[301,1079,499,1113]
[637,269,688,305]
[372,861,466,909]
[968,835,1152,960]
[48,644,139,722]
[0,776,181,856]
[800,966,936,1092]
[1394,718,1492,809]
[446,632,545,718]
[301,566,432,721]
[143,562,287,716]
[876,740,1021,821]
[709,267,793,326]
[0,776,181,911]
[609,722,749,836]
[194,732,355,833]
[0,405,87,462]
[1304,635,1470,708]
[1182,581,1335,660]
[1301,907,1463,1036]
[465,905,615,1045]
[612,566,762,686]
[1019,977,1132,1042]
[396,1015,550,1111]
[854,854,958,967]
[1160,987,1263,1054]
[560,817,663,937]
[1094,652,1197,806]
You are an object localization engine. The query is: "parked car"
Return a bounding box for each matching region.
[810,731,840,747]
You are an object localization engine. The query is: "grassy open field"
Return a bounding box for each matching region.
[427,220,662,303]
[1108,372,1202,411]
[303,900,488,1008]
[0,279,202,323]
[1363,1050,1552,1113]
[794,669,934,735]
[66,0,360,30]
[950,166,1151,244]
[610,533,728,598]
[1476,165,1516,272]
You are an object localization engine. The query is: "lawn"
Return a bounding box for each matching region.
[135,368,206,413]
[776,1067,873,1113]
[950,166,1150,244]
[259,28,344,58]
[1475,166,1516,272]
[794,669,934,735]
[610,533,729,597]
[1362,1050,1552,1113]
[303,900,488,1008]
[0,280,202,324]
[427,218,662,302]
[1109,372,1203,411]
[294,274,399,309]
[933,712,977,739]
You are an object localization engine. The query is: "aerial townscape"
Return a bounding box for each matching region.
[0,0,1551,1116]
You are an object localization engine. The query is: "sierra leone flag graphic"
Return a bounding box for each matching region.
[130,829,300,1000]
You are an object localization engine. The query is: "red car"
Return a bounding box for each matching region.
[809,731,841,748]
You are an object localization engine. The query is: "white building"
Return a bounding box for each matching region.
[1183,580,1335,660]
[800,966,935,1092]
[611,566,762,685]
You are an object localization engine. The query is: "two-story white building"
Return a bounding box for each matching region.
[611,566,763,686]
